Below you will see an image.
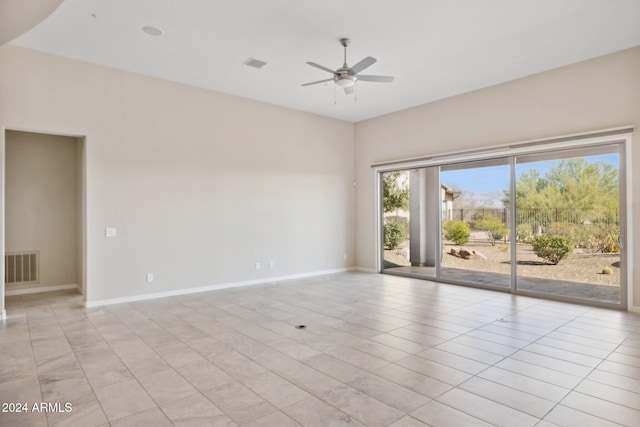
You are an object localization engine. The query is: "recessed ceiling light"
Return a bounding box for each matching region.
[142,26,164,37]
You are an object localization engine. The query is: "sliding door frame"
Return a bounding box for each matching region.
[373,127,633,310]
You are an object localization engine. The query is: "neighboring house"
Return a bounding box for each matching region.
[441,184,458,221]
[384,184,456,222]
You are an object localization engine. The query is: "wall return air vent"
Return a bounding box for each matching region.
[5,251,39,284]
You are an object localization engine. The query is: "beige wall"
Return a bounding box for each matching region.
[0,45,355,303]
[5,130,80,290]
[355,47,640,309]
[2,43,638,309]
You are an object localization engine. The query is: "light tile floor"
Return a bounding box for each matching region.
[384,267,621,304]
[1,272,639,426]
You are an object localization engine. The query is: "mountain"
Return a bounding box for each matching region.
[458,190,506,208]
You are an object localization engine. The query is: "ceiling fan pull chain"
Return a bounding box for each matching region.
[334,82,337,104]
[355,81,358,102]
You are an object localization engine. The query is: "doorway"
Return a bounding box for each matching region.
[2,129,85,317]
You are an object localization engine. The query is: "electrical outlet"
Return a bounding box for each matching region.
[269,261,274,269]
[146,273,154,282]
[255,262,261,270]
[344,253,348,260]
[105,227,117,237]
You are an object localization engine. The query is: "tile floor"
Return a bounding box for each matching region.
[1,272,639,426]
[384,267,621,304]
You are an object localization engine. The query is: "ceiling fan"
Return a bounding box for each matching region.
[302,38,394,94]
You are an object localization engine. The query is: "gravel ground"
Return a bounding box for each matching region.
[384,240,620,286]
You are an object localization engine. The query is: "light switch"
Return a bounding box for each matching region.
[105,227,117,237]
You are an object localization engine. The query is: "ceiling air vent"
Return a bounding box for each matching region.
[243,57,267,69]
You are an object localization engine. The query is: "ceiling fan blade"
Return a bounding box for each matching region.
[357,75,394,83]
[306,62,336,75]
[301,78,334,87]
[350,56,376,74]
[343,85,354,95]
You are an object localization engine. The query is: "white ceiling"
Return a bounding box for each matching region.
[9,0,640,122]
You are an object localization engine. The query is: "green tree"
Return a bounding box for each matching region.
[383,171,409,214]
[477,215,508,246]
[512,169,553,209]
[544,159,618,211]
[505,159,619,227]
[515,159,618,210]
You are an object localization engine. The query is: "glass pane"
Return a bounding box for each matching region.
[514,145,621,304]
[381,168,437,279]
[440,159,511,288]
[381,170,412,272]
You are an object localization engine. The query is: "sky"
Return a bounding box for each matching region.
[441,153,619,193]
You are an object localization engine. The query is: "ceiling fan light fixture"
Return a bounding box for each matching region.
[335,76,355,88]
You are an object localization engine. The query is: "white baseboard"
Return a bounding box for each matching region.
[5,284,79,296]
[84,267,356,308]
[0,309,5,320]
[629,304,640,313]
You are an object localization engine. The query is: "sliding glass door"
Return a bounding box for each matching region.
[514,144,623,304]
[440,159,511,289]
[379,138,627,308]
[381,168,437,279]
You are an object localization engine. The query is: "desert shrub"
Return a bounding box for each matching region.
[516,224,534,243]
[386,215,410,237]
[545,222,592,249]
[476,215,508,246]
[468,209,505,230]
[545,222,619,252]
[468,211,485,230]
[443,220,470,245]
[602,267,613,275]
[384,222,406,250]
[532,235,573,265]
[498,245,509,253]
[593,224,620,253]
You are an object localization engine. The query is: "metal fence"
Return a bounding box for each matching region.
[447,207,619,229]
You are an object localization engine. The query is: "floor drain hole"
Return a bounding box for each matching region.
[295,325,307,329]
